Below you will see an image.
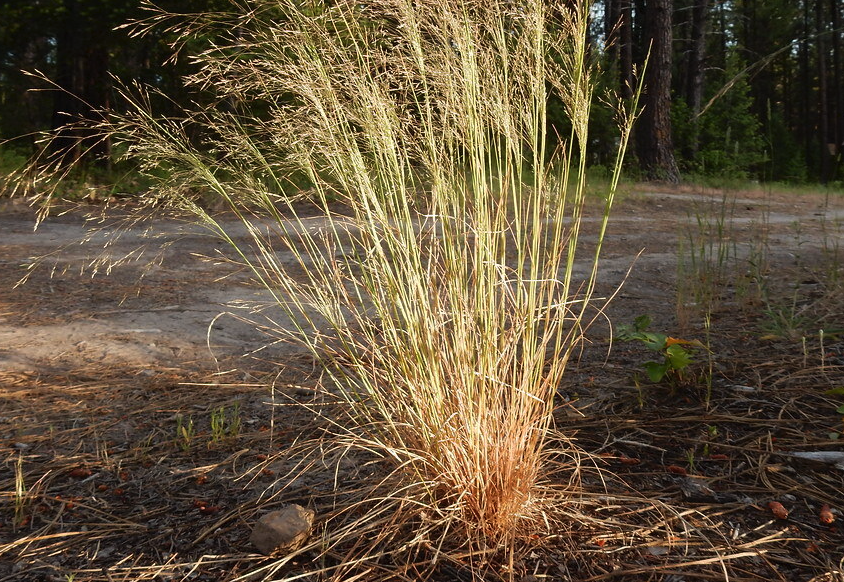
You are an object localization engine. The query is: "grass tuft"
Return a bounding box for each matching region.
[24,0,639,574]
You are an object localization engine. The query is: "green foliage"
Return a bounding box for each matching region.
[0,146,27,171]
[209,403,240,443]
[175,414,195,451]
[825,387,844,440]
[760,292,812,340]
[0,0,231,150]
[616,315,705,384]
[0,146,28,195]
[764,110,808,183]
[825,387,844,415]
[672,54,765,180]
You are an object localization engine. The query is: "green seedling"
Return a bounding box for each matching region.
[616,315,706,384]
[633,375,646,409]
[210,407,226,442]
[760,290,811,341]
[685,448,696,473]
[702,424,719,456]
[826,388,844,414]
[175,414,195,451]
[209,403,241,443]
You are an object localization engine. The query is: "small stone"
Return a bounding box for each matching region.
[250,504,315,555]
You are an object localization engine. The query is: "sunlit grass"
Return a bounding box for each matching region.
[27,0,640,575]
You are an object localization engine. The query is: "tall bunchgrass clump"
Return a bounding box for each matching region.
[32,0,638,573]
[676,195,738,328]
[676,193,774,332]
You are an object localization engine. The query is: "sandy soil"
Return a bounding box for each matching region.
[0,201,294,375]
[1,187,841,377]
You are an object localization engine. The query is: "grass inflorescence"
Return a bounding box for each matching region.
[22,0,641,577]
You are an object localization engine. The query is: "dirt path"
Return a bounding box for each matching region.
[2,187,840,375]
[0,202,287,375]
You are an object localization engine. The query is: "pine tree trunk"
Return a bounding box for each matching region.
[800,0,812,170]
[817,0,830,183]
[619,0,634,101]
[831,0,843,180]
[685,0,709,158]
[604,0,633,101]
[636,0,680,182]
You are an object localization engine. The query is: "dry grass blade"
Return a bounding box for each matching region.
[15,0,638,577]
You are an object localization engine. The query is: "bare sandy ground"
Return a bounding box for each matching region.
[0,201,275,375]
[1,187,842,377]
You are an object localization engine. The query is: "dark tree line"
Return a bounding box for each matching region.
[0,0,224,165]
[1,0,843,184]
[598,0,844,183]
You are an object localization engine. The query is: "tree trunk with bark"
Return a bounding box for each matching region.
[816,0,830,183]
[684,0,709,158]
[831,0,843,180]
[636,0,680,182]
[619,0,634,101]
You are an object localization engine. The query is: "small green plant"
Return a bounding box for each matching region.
[685,448,696,473]
[702,424,719,456]
[209,403,241,443]
[175,414,195,451]
[703,312,714,406]
[632,375,646,409]
[760,289,811,340]
[676,192,772,328]
[616,315,706,384]
[677,196,737,318]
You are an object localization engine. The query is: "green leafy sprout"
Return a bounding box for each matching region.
[616,315,707,384]
[175,414,195,451]
[209,403,241,443]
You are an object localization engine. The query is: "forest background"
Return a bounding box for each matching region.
[0,0,842,189]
